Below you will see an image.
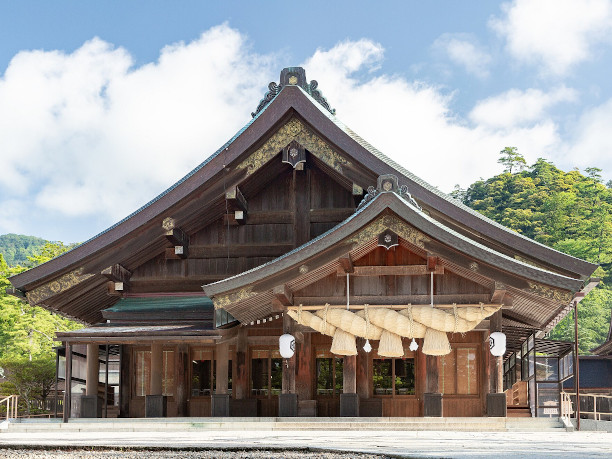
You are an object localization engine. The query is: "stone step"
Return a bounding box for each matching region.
[4,417,566,433]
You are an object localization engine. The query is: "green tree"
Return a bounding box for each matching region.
[0,243,81,361]
[461,154,612,353]
[0,355,56,415]
[498,147,527,174]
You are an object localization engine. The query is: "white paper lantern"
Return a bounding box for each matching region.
[489,332,506,357]
[279,333,295,359]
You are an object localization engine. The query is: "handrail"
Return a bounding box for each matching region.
[0,395,19,421]
[561,392,612,421]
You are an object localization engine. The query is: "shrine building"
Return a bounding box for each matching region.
[8,67,599,420]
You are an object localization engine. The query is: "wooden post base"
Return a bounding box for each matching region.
[145,395,167,417]
[424,393,443,417]
[211,394,230,417]
[339,393,359,417]
[80,395,100,418]
[279,393,298,417]
[486,393,507,417]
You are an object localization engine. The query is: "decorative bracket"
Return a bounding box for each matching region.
[357,174,422,211]
[282,140,306,169]
[162,217,189,259]
[378,229,399,250]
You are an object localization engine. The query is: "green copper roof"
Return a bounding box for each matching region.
[105,296,214,313]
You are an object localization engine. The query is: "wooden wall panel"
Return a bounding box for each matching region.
[189,399,212,417]
[316,399,340,417]
[442,398,483,417]
[259,399,278,417]
[381,398,420,417]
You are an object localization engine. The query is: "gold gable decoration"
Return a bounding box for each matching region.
[237,118,350,176]
[26,268,95,306]
[348,215,429,249]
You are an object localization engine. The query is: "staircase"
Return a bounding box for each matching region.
[3,416,566,433]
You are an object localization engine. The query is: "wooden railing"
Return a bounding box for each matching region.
[561,392,612,421]
[0,395,19,421]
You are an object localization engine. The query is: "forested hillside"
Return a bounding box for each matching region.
[453,148,612,353]
[0,234,48,267]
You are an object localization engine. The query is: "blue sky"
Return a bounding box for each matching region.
[2,0,612,242]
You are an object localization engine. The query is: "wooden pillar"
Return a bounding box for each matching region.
[424,354,442,417]
[343,355,357,394]
[235,327,248,400]
[489,310,502,393]
[426,355,439,393]
[356,338,370,399]
[295,332,312,401]
[119,345,130,417]
[175,344,188,416]
[216,342,229,395]
[340,354,359,416]
[150,343,163,396]
[292,168,311,248]
[282,313,296,394]
[63,343,72,423]
[86,343,99,396]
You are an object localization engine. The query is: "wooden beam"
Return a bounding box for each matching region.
[106,281,122,297]
[225,185,247,212]
[294,293,492,305]
[491,284,507,304]
[273,284,293,306]
[309,208,354,223]
[337,265,444,277]
[271,299,285,312]
[101,264,132,283]
[427,256,438,271]
[165,243,293,259]
[163,218,189,259]
[338,253,354,274]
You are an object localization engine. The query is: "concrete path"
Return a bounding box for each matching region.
[1,429,611,458]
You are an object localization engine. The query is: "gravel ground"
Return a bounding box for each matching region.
[0,449,391,459]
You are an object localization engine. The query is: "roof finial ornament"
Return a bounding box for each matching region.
[251,67,336,118]
[356,174,422,211]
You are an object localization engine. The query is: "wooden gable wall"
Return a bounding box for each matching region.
[292,245,491,306]
[128,159,356,294]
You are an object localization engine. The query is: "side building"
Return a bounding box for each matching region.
[8,67,599,419]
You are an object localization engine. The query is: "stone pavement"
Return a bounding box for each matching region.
[1,429,611,458]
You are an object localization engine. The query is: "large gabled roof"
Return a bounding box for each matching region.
[9,67,598,325]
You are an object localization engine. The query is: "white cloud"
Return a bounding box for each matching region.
[0,24,275,240]
[469,87,577,129]
[432,34,491,78]
[491,0,612,76]
[303,43,565,193]
[566,98,612,171]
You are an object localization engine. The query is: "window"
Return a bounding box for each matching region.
[134,348,175,396]
[373,349,415,396]
[191,349,214,396]
[315,349,343,395]
[438,346,478,395]
[251,349,282,397]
